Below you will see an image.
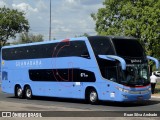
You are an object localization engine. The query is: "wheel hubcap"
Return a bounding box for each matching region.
[26,89,31,98]
[17,88,22,97]
[90,91,97,102]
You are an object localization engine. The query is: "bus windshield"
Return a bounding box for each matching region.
[106,64,149,86]
[120,64,150,86]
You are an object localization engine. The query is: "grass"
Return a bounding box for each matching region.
[155,82,160,94]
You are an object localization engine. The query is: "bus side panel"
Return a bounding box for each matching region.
[29,81,85,99]
[92,81,118,101]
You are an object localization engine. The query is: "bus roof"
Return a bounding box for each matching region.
[1,36,137,49]
[1,37,88,49]
[88,36,137,40]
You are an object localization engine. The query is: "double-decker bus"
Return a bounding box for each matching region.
[1,36,159,104]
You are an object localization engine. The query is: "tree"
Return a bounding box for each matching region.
[91,0,160,59]
[13,32,43,44]
[0,7,29,47]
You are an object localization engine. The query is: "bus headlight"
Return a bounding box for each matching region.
[148,87,151,91]
[116,87,123,91]
[123,89,129,93]
[116,86,151,94]
[116,87,129,93]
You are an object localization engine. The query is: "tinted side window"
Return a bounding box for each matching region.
[105,66,123,83]
[2,71,8,80]
[29,69,96,82]
[2,41,90,60]
[105,67,118,82]
[2,44,54,60]
[88,36,116,80]
[88,36,114,56]
[53,41,90,59]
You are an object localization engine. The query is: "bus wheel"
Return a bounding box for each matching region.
[25,86,32,99]
[88,89,98,104]
[16,86,24,99]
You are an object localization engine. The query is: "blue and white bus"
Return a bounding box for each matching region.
[1,36,159,104]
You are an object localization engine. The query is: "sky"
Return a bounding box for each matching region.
[0,0,104,41]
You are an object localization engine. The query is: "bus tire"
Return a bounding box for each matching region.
[25,86,32,99]
[88,89,98,104]
[16,86,24,99]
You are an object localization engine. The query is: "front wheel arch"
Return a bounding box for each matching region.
[85,87,99,104]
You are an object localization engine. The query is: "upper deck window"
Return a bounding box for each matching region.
[88,36,115,56]
[2,41,90,60]
[112,38,145,58]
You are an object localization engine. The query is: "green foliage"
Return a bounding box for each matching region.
[92,0,160,58]
[13,32,43,44]
[0,7,29,46]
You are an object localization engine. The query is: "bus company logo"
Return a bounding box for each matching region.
[16,60,42,67]
[131,59,142,63]
[51,39,75,87]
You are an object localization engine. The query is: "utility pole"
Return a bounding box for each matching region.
[49,0,51,40]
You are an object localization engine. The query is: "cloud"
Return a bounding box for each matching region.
[2,0,104,40]
[12,3,38,13]
[36,0,48,12]
[65,0,77,4]
[0,1,8,7]
[49,0,103,38]
[80,0,103,5]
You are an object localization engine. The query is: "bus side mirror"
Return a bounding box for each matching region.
[98,55,126,70]
[147,56,159,70]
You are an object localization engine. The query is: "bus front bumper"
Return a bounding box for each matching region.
[119,93,151,102]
